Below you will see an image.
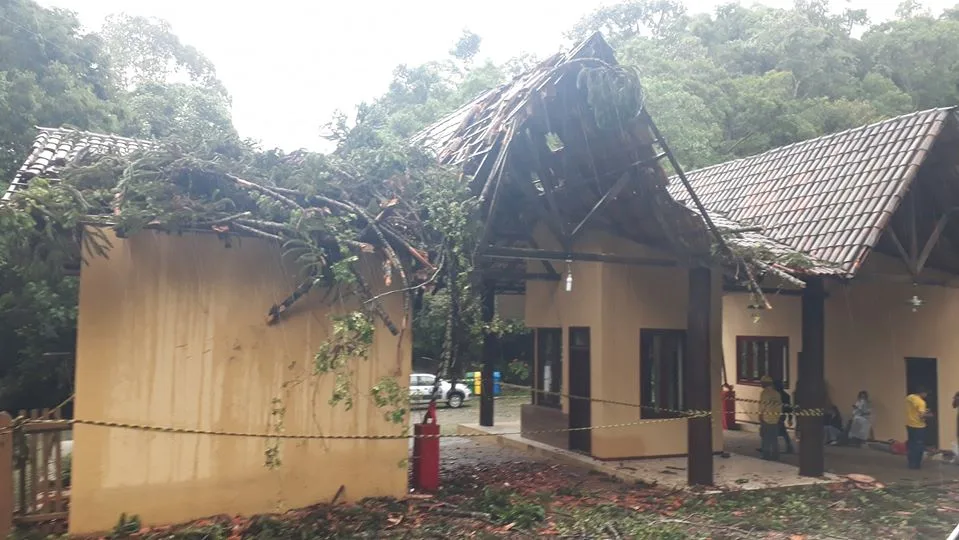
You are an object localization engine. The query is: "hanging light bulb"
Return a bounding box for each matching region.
[565,259,573,292]
[908,282,924,312]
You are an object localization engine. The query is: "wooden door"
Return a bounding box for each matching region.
[905,357,939,447]
[568,327,591,454]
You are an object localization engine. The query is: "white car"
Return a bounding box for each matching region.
[409,373,471,408]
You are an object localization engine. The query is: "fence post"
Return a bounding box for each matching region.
[0,412,14,537]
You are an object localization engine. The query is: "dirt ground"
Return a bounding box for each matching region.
[60,397,959,538]
[107,459,959,539]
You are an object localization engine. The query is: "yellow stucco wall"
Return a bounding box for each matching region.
[722,253,959,448]
[722,291,802,425]
[525,227,723,459]
[70,229,411,535]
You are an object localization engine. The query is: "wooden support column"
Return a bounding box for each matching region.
[686,266,713,486]
[798,277,826,477]
[480,281,496,427]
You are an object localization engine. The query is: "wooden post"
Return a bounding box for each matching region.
[480,281,496,427]
[686,266,713,486]
[798,277,826,477]
[0,412,12,538]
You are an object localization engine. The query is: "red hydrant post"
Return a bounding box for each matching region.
[721,384,737,431]
[412,400,440,492]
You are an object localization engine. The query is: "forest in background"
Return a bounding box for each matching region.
[2,0,959,410]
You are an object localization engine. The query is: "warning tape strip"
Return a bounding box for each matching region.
[495,382,825,416]
[3,412,710,440]
[496,382,696,416]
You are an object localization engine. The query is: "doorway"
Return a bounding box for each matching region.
[905,357,939,448]
[568,327,591,454]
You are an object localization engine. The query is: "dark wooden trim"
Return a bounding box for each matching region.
[798,277,826,477]
[480,281,496,427]
[568,327,592,455]
[735,335,790,389]
[886,226,916,274]
[686,266,713,486]
[525,236,560,277]
[909,190,919,266]
[917,208,959,274]
[855,272,959,287]
[640,328,687,419]
[477,270,561,282]
[483,246,677,267]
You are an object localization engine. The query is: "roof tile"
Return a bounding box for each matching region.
[3,127,154,202]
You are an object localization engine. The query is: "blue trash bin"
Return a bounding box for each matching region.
[493,371,502,396]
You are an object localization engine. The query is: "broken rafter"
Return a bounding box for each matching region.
[568,153,669,241]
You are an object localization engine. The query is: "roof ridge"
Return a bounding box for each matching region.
[683,106,956,177]
[34,126,156,146]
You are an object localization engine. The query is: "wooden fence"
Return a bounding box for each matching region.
[0,409,72,537]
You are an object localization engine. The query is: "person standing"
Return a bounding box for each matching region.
[849,391,873,447]
[775,380,794,453]
[759,376,783,461]
[951,391,959,461]
[905,387,932,469]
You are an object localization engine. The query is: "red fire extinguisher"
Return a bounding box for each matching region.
[412,400,440,492]
[722,384,737,431]
[721,360,738,430]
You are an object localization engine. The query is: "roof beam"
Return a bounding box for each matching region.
[916,208,959,275]
[482,246,677,267]
[886,227,918,275]
[569,152,668,241]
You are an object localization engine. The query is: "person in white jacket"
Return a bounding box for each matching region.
[848,390,872,446]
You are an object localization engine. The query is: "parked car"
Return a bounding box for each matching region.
[409,373,471,408]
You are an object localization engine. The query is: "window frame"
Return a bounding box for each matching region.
[735,336,790,388]
[640,329,687,419]
[534,328,563,409]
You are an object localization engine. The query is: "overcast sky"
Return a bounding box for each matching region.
[37,0,955,152]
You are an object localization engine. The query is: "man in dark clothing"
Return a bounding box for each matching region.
[775,380,794,453]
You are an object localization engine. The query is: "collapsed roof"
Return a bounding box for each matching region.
[414,32,822,290]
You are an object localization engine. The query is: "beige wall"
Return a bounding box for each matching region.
[525,227,723,459]
[722,292,802,425]
[722,253,959,448]
[71,229,411,534]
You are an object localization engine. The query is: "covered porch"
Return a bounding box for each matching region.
[677,108,959,471]
[415,32,834,485]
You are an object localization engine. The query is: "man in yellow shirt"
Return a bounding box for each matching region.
[905,387,932,469]
[759,376,783,461]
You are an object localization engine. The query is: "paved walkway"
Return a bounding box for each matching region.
[723,429,959,485]
[458,422,841,490]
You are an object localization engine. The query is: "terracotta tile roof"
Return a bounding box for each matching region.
[670,107,956,277]
[3,127,154,202]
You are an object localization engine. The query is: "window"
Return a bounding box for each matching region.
[640,329,686,418]
[736,336,789,387]
[534,328,562,408]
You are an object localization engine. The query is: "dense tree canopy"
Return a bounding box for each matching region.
[0,1,239,411]
[4,0,959,408]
